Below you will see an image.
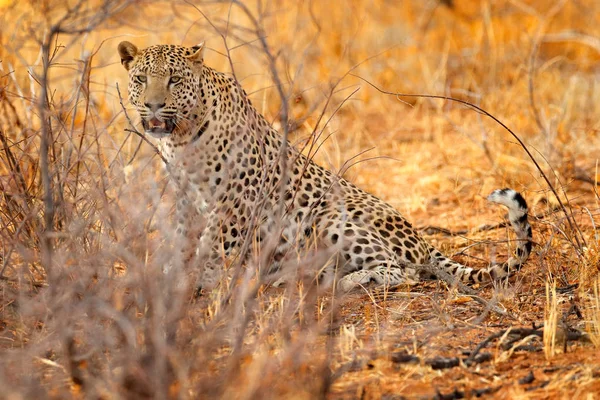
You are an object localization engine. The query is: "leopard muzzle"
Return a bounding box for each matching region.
[142,117,176,138]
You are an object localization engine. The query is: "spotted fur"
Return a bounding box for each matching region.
[118,41,533,292]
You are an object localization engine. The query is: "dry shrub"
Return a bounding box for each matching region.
[0,0,599,398]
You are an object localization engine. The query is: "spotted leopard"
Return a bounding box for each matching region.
[118,41,533,292]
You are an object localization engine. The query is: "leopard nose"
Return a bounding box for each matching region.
[144,102,166,112]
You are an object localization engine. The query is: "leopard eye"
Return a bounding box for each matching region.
[135,75,147,84]
[169,76,182,85]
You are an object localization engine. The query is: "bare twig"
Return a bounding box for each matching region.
[115,83,168,165]
[414,261,516,319]
[351,74,586,255]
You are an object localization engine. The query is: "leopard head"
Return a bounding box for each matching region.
[118,41,205,139]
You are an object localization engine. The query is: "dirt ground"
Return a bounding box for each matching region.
[317,123,600,399]
[1,1,600,399]
[328,284,600,399]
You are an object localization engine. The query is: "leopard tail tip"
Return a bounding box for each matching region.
[487,188,528,212]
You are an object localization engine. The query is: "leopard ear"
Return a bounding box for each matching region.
[187,42,205,65]
[118,41,138,70]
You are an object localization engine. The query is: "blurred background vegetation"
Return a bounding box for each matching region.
[0,0,599,398]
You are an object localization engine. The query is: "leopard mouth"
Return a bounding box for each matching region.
[142,117,175,138]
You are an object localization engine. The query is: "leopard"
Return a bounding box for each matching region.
[117,41,533,293]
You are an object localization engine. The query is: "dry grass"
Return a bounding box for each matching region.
[1,0,600,398]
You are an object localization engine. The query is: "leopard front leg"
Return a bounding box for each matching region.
[168,194,203,272]
[194,211,227,292]
[165,189,215,274]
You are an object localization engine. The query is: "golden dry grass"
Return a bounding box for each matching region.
[1,0,600,398]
